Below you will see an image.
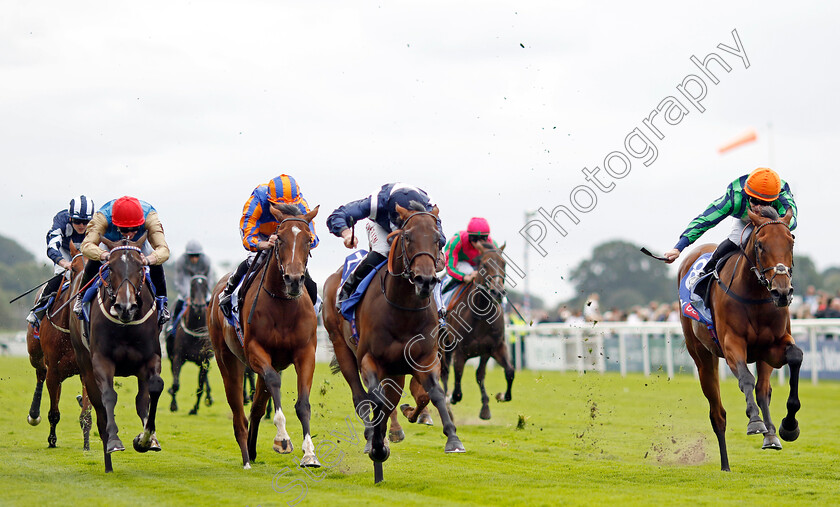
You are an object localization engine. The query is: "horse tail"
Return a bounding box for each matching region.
[329,354,341,375]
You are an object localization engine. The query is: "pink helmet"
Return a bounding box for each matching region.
[467,217,490,236]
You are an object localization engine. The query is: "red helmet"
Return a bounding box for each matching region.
[467,217,490,236]
[112,196,145,228]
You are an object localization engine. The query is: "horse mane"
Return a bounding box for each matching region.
[757,205,780,220]
[271,203,303,216]
[406,200,426,212]
[477,240,496,250]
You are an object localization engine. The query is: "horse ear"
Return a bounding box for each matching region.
[500,242,506,252]
[69,241,80,256]
[132,232,148,248]
[395,204,411,222]
[431,205,440,217]
[747,207,764,226]
[304,205,319,223]
[269,203,286,222]
[782,207,794,226]
[474,241,486,253]
[101,237,117,251]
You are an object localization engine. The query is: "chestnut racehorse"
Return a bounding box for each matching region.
[678,206,802,471]
[323,204,465,484]
[69,234,164,472]
[168,274,214,415]
[25,241,92,449]
[208,204,321,469]
[440,241,514,420]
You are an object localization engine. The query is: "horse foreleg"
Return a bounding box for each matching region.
[27,330,46,425]
[779,343,803,442]
[450,350,466,404]
[79,383,92,452]
[419,372,465,453]
[246,375,270,463]
[406,376,433,426]
[492,340,515,403]
[191,361,208,415]
[27,379,44,426]
[203,358,214,407]
[91,355,123,454]
[45,367,62,448]
[294,350,321,468]
[725,344,766,436]
[359,357,389,463]
[756,361,781,450]
[476,355,491,420]
[251,353,292,455]
[168,354,182,412]
[215,345,250,469]
[133,360,164,453]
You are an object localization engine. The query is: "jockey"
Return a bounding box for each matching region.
[167,239,215,338]
[73,196,171,326]
[218,174,320,318]
[327,182,445,306]
[440,217,497,305]
[663,167,797,276]
[26,196,95,325]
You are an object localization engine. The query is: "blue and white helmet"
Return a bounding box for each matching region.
[68,195,95,221]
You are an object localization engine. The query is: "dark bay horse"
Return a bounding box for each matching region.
[69,234,164,472]
[208,204,321,470]
[168,274,214,415]
[678,207,802,471]
[440,241,514,420]
[26,241,92,449]
[323,204,464,483]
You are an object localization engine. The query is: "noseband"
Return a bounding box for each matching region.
[745,220,794,290]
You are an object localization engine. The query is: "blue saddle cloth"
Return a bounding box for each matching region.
[31,280,72,329]
[678,252,714,326]
[339,250,387,323]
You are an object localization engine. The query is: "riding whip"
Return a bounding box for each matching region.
[640,247,669,262]
[8,271,67,304]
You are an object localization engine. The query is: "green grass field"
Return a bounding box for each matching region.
[1,355,838,506]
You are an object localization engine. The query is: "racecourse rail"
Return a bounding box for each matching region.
[6,319,840,384]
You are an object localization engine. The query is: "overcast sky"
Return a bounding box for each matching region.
[2,1,838,307]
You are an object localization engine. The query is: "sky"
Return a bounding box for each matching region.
[2,1,839,309]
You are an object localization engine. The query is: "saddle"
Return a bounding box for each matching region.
[223,251,271,345]
[336,251,387,345]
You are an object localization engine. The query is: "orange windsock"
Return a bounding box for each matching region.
[718,129,757,154]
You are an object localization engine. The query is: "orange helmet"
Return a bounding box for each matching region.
[267,174,303,205]
[744,167,781,201]
[112,196,145,228]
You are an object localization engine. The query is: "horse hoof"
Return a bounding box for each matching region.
[76,395,83,408]
[779,418,800,442]
[747,420,767,435]
[369,444,390,463]
[188,408,198,416]
[762,434,782,450]
[418,413,434,426]
[170,402,178,412]
[444,435,466,453]
[133,435,150,453]
[273,439,294,454]
[27,415,41,426]
[495,392,511,403]
[364,438,372,454]
[479,406,491,420]
[149,434,161,452]
[107,438,125,453]
[48,435,57,448]
[388,429,405,443]
[451,392,462,404]
[300,455,321,468]
[243,462,251,470]
[205,396,213,407]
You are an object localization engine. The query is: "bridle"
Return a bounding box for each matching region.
[187,275,210,310]
[742,220,794,290]
[473,248,506,304]
[100,245,146,304]
[387,211,441,284]
[264,217,312,300]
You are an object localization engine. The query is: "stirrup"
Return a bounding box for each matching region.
[218,292,232,318]
[72,296,84,319]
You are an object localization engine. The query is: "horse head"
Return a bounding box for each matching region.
[189,275,210,309]
[69,240,86,278]
[474,241,506,304]
[269,203,319,298]
[101,233,148,322]
[393,204,441,298]
[747,206,795,307]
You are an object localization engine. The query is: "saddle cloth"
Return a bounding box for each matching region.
[679,252,714,326]
[338,250,387,323]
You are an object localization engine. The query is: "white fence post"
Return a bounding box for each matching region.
[665,328,674,379]
[619,331,627,377]
[642,332,650,377]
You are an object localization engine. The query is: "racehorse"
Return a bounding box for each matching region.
[167,274,214,415]
[208,204,321,469]
[26,241,92,449]
[68,234,164,472]
[440,241,514,420]
[323,204,464,483]
[678,206,802,471]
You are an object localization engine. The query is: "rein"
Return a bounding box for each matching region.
[380,211,440,311]
[95,244,155,324]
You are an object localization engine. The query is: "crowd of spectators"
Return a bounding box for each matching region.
[532,294,682,324]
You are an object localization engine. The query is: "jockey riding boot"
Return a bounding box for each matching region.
[73,260,102,320]
[149,265,170,326]
[702,239,740,278]
[338,251,387,307]
[219,258,250,319]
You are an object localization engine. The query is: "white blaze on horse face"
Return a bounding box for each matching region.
[302,434,315,458]
[290,225,301,261]
[274,406,290,443]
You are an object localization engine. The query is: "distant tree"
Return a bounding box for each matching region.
[792,255,820,295]
[0,235,36,266]
[568,239,673,311]
[0,234,51,330]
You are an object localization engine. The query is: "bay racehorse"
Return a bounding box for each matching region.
[167,274,214,415]
[26,241,92,449]
[323,204,465,483]
[208,204,321,469]
[68,234,164,472]
[440,241,514,420]
[678,206,802,471]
